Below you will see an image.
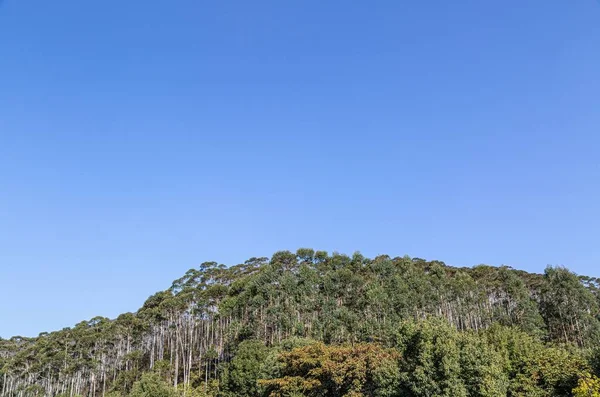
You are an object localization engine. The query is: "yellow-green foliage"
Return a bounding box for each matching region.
[573,373,600,397]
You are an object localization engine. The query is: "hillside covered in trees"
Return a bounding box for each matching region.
[2,249,600,397]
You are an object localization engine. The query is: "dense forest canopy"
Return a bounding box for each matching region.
[2,249,600,397]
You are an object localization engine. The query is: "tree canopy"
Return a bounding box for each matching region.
[2,249,600,396]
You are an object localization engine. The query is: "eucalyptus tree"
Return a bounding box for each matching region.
[3,249,600,397]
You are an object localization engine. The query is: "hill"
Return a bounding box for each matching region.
[2,249,600,396]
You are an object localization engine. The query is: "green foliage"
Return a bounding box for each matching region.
[573,373,600,397]
[130,372,176,397]
[22,384,45,396]
[541,266,600,347]
[104,392,124,397]
[176,381,219,397]
[2,250,600,397]
[395,319,508,397]
[458,332,508,397]
[221,340,270,397]
[484,324,587,396]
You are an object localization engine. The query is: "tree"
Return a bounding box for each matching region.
[395,319,467,397]
[260,342,400,397]
[540,266,600,346]
[221,340,270,397]
[130,373,176,397]
[484,324,586,396]
[573,373,600,397]
[4,250,600,397]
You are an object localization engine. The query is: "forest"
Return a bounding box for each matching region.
[2,249,600,397]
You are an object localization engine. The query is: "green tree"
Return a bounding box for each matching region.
[395,319,468,397]
[130,372,177,397]
[221,340,270,397]
[540,266,600,346]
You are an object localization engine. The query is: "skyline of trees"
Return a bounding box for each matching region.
[2,249,600,396]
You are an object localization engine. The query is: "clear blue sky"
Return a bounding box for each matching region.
[1,0,599,338]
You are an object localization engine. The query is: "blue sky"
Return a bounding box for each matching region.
[1,0,599,338]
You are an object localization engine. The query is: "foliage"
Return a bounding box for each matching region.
[2,249,600,397]
[573,373,600,397]
[130,372,177,397]
[540,267,600,347]
[483,324,587,396]
[260,342,400,397]
[221,340,270,397]
[394,318,508,397]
